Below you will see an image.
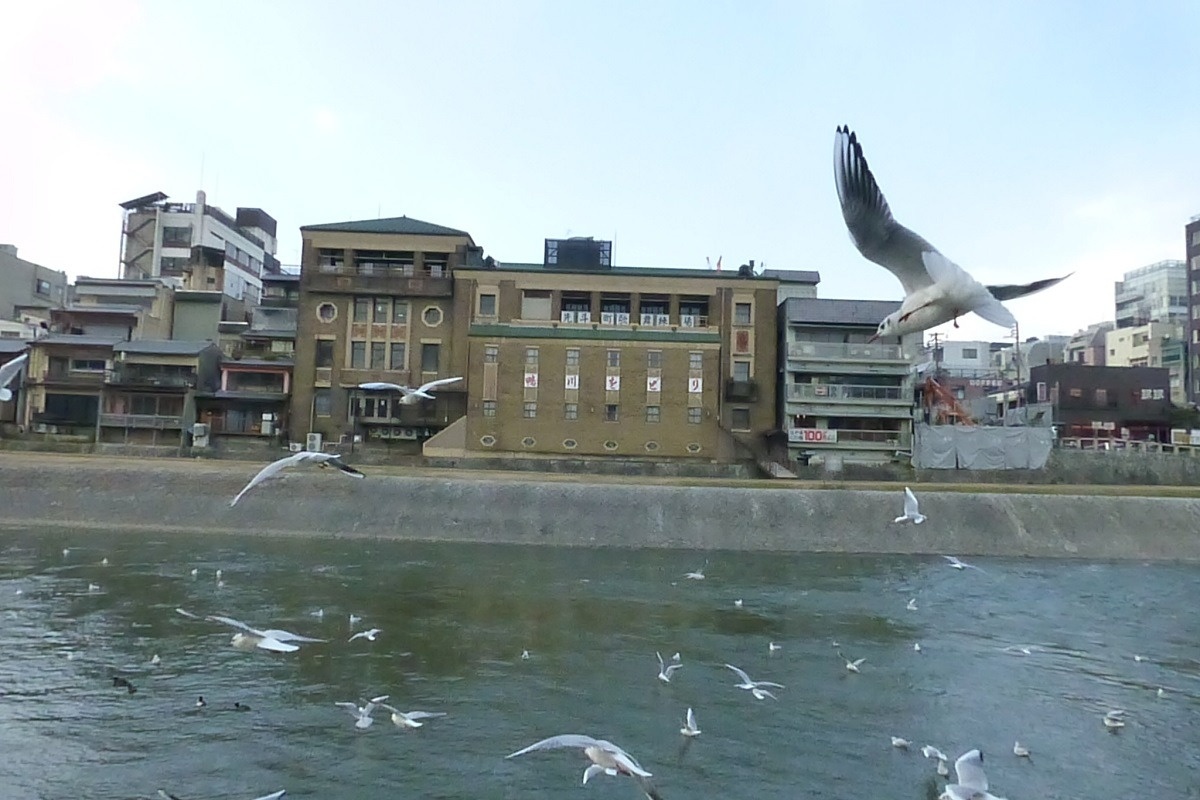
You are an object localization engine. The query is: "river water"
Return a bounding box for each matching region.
[1,528,1197,799]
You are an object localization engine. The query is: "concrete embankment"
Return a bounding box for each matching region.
[1,454,1198,561]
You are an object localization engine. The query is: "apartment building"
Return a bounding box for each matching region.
[99,341,221,447]
[292,216,477,449]
[1064,322,1114,366]
[1105,322,1187,405]
[23,334,116,434]
[0,245,68,320]
[1029,362,1172,441]
[1186,215,1200,401]
[451,238,788,460]
[779,298,921,464]
[53,278,175,340]
[1114,260,1187,329]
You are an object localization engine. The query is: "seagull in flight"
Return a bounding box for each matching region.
[922,745,948,762]
[229,452,364,506]
[199,613,325,653]
[0,352,28,402]
[725,663,784,699]
[335,695,390,730]
[683,561,707,580]
[506,734,663,799]
[942,555,985,572]
[680,707,701,737]
[838,650,866,673]
[894,487,926,524]
[349,628,381,643]
[834,126,1070,341]
[358,376,463,405]
[656,651,682,683]
[377,703,447,729]
[940,749,1009,800]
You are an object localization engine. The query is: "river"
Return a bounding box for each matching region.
[1,528,1197,798]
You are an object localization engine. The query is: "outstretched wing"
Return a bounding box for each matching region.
[0,352,28,390]
[414,376,463,395]
[259,628,324,643]
[724,663,753,684]
[230,454,303,507]
[834,126,939,296]
[985,273,1072,302]
[507,733,605,759]
[904,487,920,517]
[249,791,286,800]
[358,382,407,392]
[953,749,989,791]
[404,711,447,721]
[206,614,261,636]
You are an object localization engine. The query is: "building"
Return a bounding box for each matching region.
[171,290,222,341]
[23,334,116,435]
[1029,362,1172,442]
[1064,322,1114,366]
[1185,215,1200,402]
[118,191,279,315]
[1105,322,1186,405]
[53,278,175,340]
[763,268,821,304]
[1114,260,1187,329]
[450,239,788,461]
[99,340,221,447]
[292,216,478,450]
[779,298,922,464]
[993,335,1070,383]
[0,245,68,320]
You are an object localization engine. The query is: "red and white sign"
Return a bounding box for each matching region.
[646,376,662,392]
[605,375,621,391]
[787,427,838,443]
[688,377,703,394]
[564,374,579,390]
[523,372,538,388]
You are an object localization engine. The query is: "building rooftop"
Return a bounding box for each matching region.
[174,291,223,303]
[0,340,30,354]
[63,303,143,315]
[783,297,902,326]
[460,261,784,281]
[35,334,122,347]
[301,215,471,237]
[761,268,821,285]
[262,273,300,283]
[114,340,218,356]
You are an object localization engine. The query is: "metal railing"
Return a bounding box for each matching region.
[98,413,184,429]
[787,341,906,361]
[786,383,906,402]
[107,369,196,388]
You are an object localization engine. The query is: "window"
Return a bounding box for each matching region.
[1095,388,1108,405]
[605,404,619,421]
[392,301,409,324]
[606,349,620,368]
[479,293,497,317]
[313,389,332,417]
[731,407,751,430]
[564,403,578,420]
[350,341,366,369]
[315,340,334,368]
[422,306,443,327]
[421,343,440,372]
[70,359,106,372]
[734,302,752,325]
[370,342,386,370]
[688,407,702,424]
[733,360,751,382]
[646,350,662,369]
[1069,387,1082,398]
[158,257,188,274]
[353,298,370,323]
[482,400,497,417]
[521,290,552,319]
[646,405,661,423]
[316,302,337,323]
[484,345,499,364]
[161,225,191,246]
[566,348,580,368]
[525,347,539,366]
[523,402,537,419]
[961,347,978,360]
[689,351,703,370]
[390,343,406,370]
[373,299,389,323]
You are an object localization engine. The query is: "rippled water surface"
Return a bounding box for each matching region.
[2,529,1198,799]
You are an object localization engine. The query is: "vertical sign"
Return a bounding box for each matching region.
[646,376,662,392]
[605,375,621,391]
[688,377,703,394]
[523,373,538,388]
[564,374,579,390]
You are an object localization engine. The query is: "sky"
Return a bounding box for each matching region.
[2,0,1198,344]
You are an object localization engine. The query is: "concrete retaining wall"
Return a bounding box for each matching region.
[1,458,1197,561]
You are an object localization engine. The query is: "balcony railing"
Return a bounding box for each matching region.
[787,341,906,361]
[107,369,197,388]
[789,427,907,447]
[786,383,908,402]
[41,369,106,385]
[304,269,453,297]
[98,413,184,429]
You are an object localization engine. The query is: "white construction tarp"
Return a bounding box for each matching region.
[912,424,1053,470]
[913,424,957,469]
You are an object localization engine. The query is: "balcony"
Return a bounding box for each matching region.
[787,427,908,448]
[39,368,106,386]
[724,379,760,402]
[304,266,452,297]
[98,413,184,429]
[786,383,909,403]
[107,368,197,388]
[787,341,906,361]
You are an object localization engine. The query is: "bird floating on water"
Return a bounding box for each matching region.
[906,597,918,611]
[1012,741,1030,758]
[891,736,910,749]
[229,452,365,506]
[922,745,948,761]
[112,676,136,694]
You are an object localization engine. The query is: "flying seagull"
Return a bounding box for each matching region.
[0,352,28,402]
[838,650,866,673]
[724,663,784,699]
[940,749,1008,800]
[942,555,985,573]
[335,695,390,730]
[349,628,382,643]
[894,487,926,524]
[680,707,701,737]
[377,703,447,729]
[506,734,663,799]
[229,452,364,506]
[201,613,325,653]
[834,126,1070,341]
[656,651,682,683]
[358,376,463,405]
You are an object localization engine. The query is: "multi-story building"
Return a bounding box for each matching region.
[1064,322,1114,366]
[99,341,221,447]
[0,244,68,320]
[53,277,175,340]
[1105,322,1186,405]
[779,298,921,464]
[451,238,788,461]
[1185,215,1200,402]
[1114,260,1187,329]
[118,191,279,314]
[993,335,1070,383]
[24,334,116,435]
[292,216,478,449]
[1029,362,1172,441]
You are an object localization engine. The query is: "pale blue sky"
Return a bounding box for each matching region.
[2,1,1198,342]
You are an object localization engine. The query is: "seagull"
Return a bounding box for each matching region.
[833,125,1070,340]
[0,352,28,402]
[1002,645,1033,656]
[190,568,198,577]
[150,654,161,666]
[891,737,911,749]
[1013,741,1030,758]
[656,651,683,683]
[922,745,948,762]
[769,641,782,653]
[310,608,324,618]
[1157,687,1166,699]
[838,650,865,673]
[230,452,365,506]
[377,703,447,729]
[100,557,109,566]
[680,707,701,737]
[335,695,390,730]
[88,582,100,592]
[937,759,950,777]
[907,597,918,611]
[733,599,743,608]
[894,487,927,524]
[358,376,463,405]
[506,734,663,799]
[1103,710,1126,731]
[202,614,325,653]
[349,613,362,626]
[913,642,922,653]
[942,555,985,572]
[349,628,381,643]
[725,663,784,699]
[684,562,706,580]
[521,649,531,660]
[941,749,1009,800]
[1133,654,1146,662]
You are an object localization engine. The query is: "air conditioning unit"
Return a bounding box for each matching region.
[34,423,48,434]
[639,313,655,325]
[397,427,418,440]
[600,312,615,325]
[680,314,698,327]
[289,442,303,452]
[191,423,209,437]
[654,314,670,327]
[560,311,576,323]
[576,311,592,323]
[615,312,630,325]
[305,432,323,452]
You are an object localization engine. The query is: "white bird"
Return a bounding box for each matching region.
[940,749,1009,800]
[684,563,706,580]
[335,695,390,730]
[150,654,161,666]
[733,598,743,608]
[922,745,948,761]
[215,569,223,580]
[937,759,950,777]
[1157,687,1166,698]
[1002,645,1033,656]
[1103,711,1126,731]
[190,568,198,577]
[1133,654,1146,662]
[833,126,1069,341]
[250,793,286,800]
[839,650,865,673]
[724,663,784,698]
[942,555,985,572]
[907,597,918,611]
[88,582,100,592]
[349,628,381,643]
[0,352,28,402]
[349,613,362,625]
[769,641,782,652]
[506,734,662,798]
[310,608,324,618]
[521,649,531,660]
[377,703,446,729]
[203,614,325,653]
[1013,741,1030,758]
[656,651,682,683]
[894,487,927,524]
[100,557,109,566]
[913,643,922,653]
[891,736,910,749]
[230,452,365,506]
[62,548,70,557]
[358,376,463,404]
[680,707,701,737]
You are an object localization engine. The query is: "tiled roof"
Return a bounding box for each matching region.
[114,340,218,355]
[783,297,902,326]
[35,334,122,347]
[300,216,471,237]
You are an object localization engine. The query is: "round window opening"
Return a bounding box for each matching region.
[562,439,578,449]
[521,436,536,448]
[603,440,619,451]
[644,441,660,452]
[686,442,702,454]
[480,435,496,447]
[422,306,444,327]
[316,302,337,323]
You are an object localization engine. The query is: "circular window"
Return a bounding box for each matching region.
[480,435,496,447]
[686,442,702,454]
[562,439,578,449]
[644,441,660,452]
[521,436,536,448]
[422,306,444,327]
[603,440,618,451]
[316,302,337,323]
